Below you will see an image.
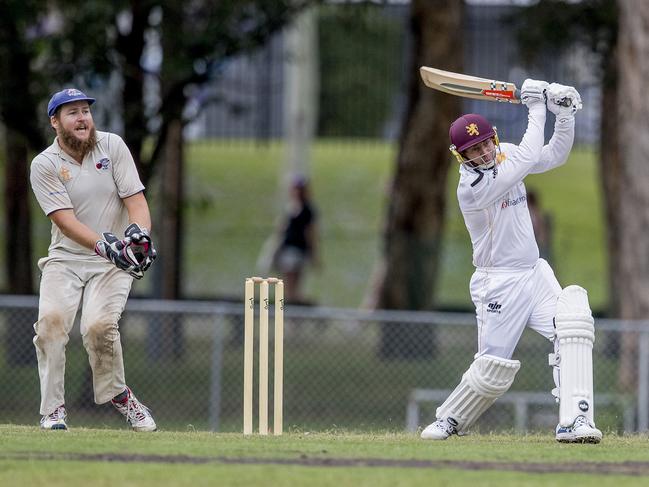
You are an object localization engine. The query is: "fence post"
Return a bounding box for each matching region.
[637,330,649,432]
[209,313,224,431]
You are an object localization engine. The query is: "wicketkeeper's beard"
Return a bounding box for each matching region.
[58,125,97,157]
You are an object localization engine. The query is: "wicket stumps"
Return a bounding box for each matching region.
[243,277,284,435]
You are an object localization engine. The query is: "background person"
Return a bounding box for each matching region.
[271,176,320,304]
[420,80,602,443]
[30,88,157,431]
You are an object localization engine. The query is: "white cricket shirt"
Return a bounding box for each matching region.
[457,105,575,268]
[30,131,145,260]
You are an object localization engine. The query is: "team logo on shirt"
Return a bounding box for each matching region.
[95,157,110,170]
[59,166,72,182]
[487,302,502,314]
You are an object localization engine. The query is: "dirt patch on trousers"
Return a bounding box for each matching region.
[4,452,649,476]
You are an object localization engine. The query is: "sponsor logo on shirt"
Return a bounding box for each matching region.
[487,301,502,314]
[501,195,526,209]
[96,157,110,170]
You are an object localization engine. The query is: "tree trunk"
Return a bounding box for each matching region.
[369,0,463,359]
[147,117,185,360]
[4,129,33,293]
[3,127,36,366]
[616,0,649,391]
[116,0,153,184]
[600,48,621,317]
[598,43,623,360]
[284,7,319,182]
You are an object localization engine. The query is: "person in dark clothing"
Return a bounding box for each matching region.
[273,177,320,303]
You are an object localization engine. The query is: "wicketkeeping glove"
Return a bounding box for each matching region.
[124,223,157,272]
[95,233,144,279]
[546,83,582,121]
[520,79,549,107]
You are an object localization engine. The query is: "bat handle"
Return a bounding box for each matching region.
[515,89,572,107]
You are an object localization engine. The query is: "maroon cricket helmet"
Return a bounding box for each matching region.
[449,114,496,153]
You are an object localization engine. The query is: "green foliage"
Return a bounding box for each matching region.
[318,4,404,137]
[512,0,617,77]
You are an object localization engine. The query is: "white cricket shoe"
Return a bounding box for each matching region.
[111,387,157,432]
[555,415,602,444]
[40,405,68,430]
[421,417,458,440]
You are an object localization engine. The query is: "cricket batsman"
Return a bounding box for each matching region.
[420,79,602,443]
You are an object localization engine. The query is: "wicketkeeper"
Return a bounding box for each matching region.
[30,88,158,431]
[420,80,602,443]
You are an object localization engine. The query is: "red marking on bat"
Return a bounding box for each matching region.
[481,89,515,99]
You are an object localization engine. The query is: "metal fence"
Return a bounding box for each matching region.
[2,295,647,435]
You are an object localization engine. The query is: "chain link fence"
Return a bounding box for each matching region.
[1,295,647,434]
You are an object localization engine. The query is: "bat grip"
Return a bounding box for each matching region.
[516,89,572,107]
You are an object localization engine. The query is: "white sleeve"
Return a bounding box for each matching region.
[467,105,546,208]
[30,154,73,216]
[530,117,575,174]
[108,133,145,198]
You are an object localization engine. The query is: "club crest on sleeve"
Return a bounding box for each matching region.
[59,166,72,182]
[466,123,480,136]
[95,157,110,170]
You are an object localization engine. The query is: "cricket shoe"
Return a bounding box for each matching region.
[40,405,68,430]
[420,417,458,440]
[555,415,602,444]
[111,387,157,432]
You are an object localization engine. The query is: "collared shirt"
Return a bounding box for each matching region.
[457,105,575,268]
[30,130,144,260]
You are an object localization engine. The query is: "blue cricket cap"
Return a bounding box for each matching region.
[47,88,95,117]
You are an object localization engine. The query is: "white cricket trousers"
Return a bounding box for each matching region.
[470,258,561,359]
[33,258,133,415]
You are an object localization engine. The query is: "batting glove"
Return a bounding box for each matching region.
[95,232,144,279]
[124,223,157,272]
[546,83,582,121]
[520,79,548,107]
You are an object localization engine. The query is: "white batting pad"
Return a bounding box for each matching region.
[555,285,595,426]
[436,354,520,432]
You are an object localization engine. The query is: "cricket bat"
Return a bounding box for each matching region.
[419,66,520,104]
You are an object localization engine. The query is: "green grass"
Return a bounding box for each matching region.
[4,139,605,310]
[166,140,604,310]
[1,426,648,486]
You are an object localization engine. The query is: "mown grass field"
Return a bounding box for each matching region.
[1,426,648,486]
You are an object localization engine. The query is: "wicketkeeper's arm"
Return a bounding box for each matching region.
[49,208,102,250]
[122,191,156,272]
[122,191,152,232]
